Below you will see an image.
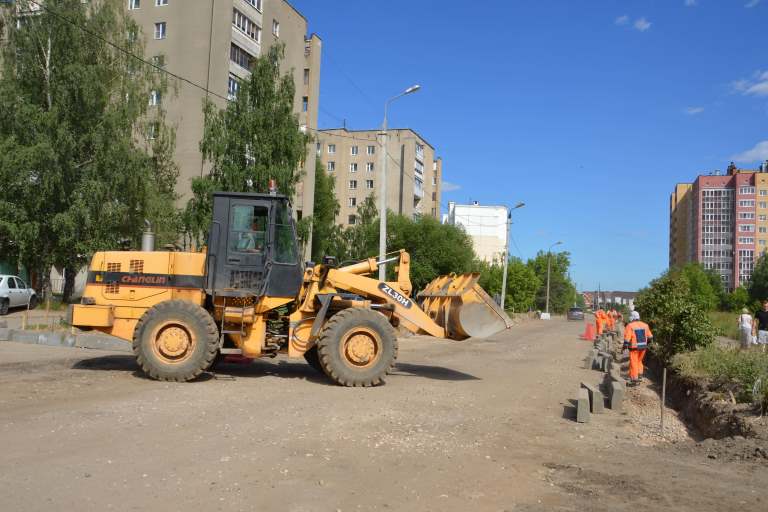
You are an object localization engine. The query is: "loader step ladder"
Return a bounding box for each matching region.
[214,295,255,352]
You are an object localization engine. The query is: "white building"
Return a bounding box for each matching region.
[445,202,507,262]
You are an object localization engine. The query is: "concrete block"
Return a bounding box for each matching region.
[593,355,603,371]
[609,381,625,411]
[609,367,623,383]
[583,349,597,369]
[581,382,605,414]
[576,387,590,423]
[601,357,611,373]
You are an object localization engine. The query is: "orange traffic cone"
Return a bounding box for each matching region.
[580,322,595,341]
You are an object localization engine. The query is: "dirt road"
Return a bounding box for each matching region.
[0,319,764,511]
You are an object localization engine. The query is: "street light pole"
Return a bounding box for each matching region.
[545,241,563,314]
[500,202,525,310]
[378,84,421,281]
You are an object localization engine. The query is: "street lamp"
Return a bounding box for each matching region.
[545,241,563,316]
[500,202,525,310]
[378,84,421,281]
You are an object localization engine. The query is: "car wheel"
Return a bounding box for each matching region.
[0,299,8,316]
[28,295,38,310]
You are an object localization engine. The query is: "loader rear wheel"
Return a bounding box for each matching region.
[303,346,325,374]
[132,300,219,382]
[317,308,398,387]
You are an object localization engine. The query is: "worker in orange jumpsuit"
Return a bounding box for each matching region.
[606,309,616,332]
[623,311,653,385]
[595,308,606,335]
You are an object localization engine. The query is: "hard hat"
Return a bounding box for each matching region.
[629,311,640,321]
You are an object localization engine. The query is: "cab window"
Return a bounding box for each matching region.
[274,201,298,264]
[229,205,269,254]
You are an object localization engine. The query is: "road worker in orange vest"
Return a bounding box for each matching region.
[623,311,653,386]
[606,308,616,332]
[595,308,607,335]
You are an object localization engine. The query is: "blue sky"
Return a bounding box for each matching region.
[294,0,768,291]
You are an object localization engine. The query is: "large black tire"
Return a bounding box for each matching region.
[28,295,37,310]
[303,346,325,374]
[317,308,398,387]
[0,299,8,316]
[132,300,219,382]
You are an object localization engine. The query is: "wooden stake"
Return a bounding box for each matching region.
[661,367,667,438]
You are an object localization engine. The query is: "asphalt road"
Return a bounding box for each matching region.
[0,318,765,511]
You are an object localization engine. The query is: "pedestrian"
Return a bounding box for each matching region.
[753,300,768,352]
[623,310,653,386]
[738,307,753,350]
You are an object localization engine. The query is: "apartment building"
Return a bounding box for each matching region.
[127,0,321,223]
[669,162,768,290]
[444,202,507,262]
[315,128,442,226]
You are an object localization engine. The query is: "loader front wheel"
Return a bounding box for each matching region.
[303,346,325,374]
[132,300,219,382]
[317,308,398,387]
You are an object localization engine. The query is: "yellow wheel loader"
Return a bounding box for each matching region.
[68,191,512,386]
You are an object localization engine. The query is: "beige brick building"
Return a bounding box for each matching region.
[127,0,321,224]
[316,128,442,226]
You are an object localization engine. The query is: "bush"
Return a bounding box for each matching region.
[635,270,716,363]
[673,345,768,407]
[708,311,740,341]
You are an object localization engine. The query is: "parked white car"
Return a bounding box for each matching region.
[0,275,37,315]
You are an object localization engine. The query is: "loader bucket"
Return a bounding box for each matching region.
[417,273,514,340]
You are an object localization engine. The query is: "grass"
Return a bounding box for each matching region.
[708,311,741,341]
[673,344,768,407]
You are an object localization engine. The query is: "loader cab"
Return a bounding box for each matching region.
[205,191,303,298]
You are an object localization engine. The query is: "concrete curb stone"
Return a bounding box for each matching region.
[2,329,130,353]
[609,381,625,411]
[581,382,605,414]
[576,387,590,423]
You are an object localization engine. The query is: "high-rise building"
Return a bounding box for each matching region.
[444,202,507,262]
[127,0,321,224]
[669,162,768,290]
[315,128,442,227]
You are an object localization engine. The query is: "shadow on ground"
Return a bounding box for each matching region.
[391,362,480,381]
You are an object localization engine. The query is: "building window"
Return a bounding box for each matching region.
[415,143,424,159]
[739,200,755,207]
[761,240,767,246]
[761,227,768,234]
[739,224,755,232]
[151,54,165,68]
[367,145,375,155]
[761,190,768,196]
[230,43,254,70]
[146,122,159,140]
[245,0,262,11]
[154,22,166,39]
[431,208,437,216]
[272,19,280,37]
[233,9,261,42]
[349,163,358,173]
[351,145,358,156]
[739,237,754,244]
[303,68,310,85]
[348,215,357,225]
[349,180,357,190]
[348,197,357,207]
[316,142,321,155]
[328,144,336,154]
[129,0,140,10]
[739,212,755,220]
[227,76,239,100]
[432,192,436,201]
[155,0,168,6]
[365,179,374,189]
[432,176,437,186]
[149,90,161,106]
[366,162,374,172]
[761,201,768,209]
[301,96,308,112]
[740,186,756,195]
[327,161,335,172]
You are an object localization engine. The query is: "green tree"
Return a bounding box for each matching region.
[0,0,178,300]
[635,270,716,363]
[475,258,539,313]
[749,253,768,304]
[723,286,750,312]
[680,263,720,311]
[310,157,341,262]
[527,251,577,314]
[184,43,308,245]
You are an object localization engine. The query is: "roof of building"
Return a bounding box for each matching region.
[318,127,435,150]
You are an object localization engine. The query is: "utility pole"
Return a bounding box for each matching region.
[378,85,421,281]
[545,241,563,315]
[500,202,525,310]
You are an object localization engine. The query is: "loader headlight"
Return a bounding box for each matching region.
[81,297,96,305]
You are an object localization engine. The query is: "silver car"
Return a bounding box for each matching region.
[0,275,38,315]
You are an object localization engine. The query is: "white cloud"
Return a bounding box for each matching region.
[615,15,629,25]
[746,0,761,8]
[634,17,652,32]
[732,141,768,163]
[685,0,697,6]
[441,181,461,192]
[732,70,768,96]
[685,106,705,115]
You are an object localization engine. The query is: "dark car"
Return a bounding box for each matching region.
[567,307,585,321]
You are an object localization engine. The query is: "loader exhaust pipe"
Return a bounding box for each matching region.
[141,219,155,252]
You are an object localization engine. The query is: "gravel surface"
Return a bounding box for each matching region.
[1,318,766,511]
